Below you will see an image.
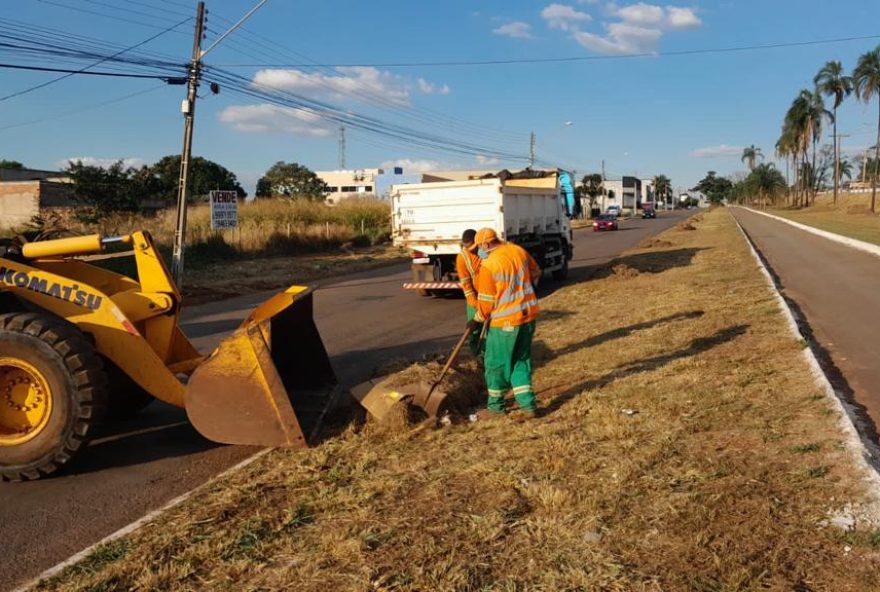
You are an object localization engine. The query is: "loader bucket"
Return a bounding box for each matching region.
[185,286,339,448]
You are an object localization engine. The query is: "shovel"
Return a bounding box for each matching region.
[351,319,489,421]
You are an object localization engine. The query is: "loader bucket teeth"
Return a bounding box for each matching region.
[185,287,339,448]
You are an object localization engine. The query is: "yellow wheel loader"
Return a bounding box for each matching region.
[0,231,340,481]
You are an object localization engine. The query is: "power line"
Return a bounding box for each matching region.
[34,0,192,34]
[0,62,185,81]
[0,15,190,102]
[0,85,166,130]
[210,34,880,69]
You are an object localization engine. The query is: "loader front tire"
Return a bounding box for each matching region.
[0,313,107,481]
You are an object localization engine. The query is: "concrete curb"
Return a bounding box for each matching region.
[12,448,272,592]
[741,207,880,259]
[732,214,880,520]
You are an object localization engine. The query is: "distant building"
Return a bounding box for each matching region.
[0,168,73,229]
[316,168,381,204]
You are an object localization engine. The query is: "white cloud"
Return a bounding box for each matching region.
[616,2,664,25]
[573,22,662,54]
[251,67,451,107]
[218,104,333,137]
[381,158,458,172]
[563,3,701,55]
[476,155,501,166]
[417,78,450,95]
[690,144,744,158]
[666,6,701,29]
[493,21,534,39]
[57,157,146,169]
[541,4,592,31]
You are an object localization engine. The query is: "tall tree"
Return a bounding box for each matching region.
[747,163,786,206]
[815,60,853,205]
[257,161,329,199]
[741,145,763,171]
[0,160,23,169]
[578,173,604,214]
[692,171,733,205]
[853,45,880,213]
[652,174,672,204]
[151,155,246,203]
[66,160,140,217]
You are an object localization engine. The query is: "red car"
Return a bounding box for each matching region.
[592,214,619,231]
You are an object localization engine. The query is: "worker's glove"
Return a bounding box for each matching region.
[466,319,483,332]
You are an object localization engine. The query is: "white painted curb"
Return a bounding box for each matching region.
[12,448,272,592]
[733,215,880,514]
[740,207,880,259]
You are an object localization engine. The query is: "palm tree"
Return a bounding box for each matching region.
[853,45,880,213]
[741,145,763,171]
[839,157,854,182]
[652,174,672,205]
[748,163,786,207]
[815,60,853,205]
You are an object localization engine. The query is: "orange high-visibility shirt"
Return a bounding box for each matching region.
[474,243,540,327]
[455,248,481,308]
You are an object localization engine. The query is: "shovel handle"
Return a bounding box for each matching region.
[428,319,490,397]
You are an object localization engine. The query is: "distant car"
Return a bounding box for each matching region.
[606,205,621,218]
[593,214,619,232]
[642,206,656,219]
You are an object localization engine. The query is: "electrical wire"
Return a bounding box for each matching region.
[0,16,190,102]
[0,84,166,130]
[33,0,192,34]
[0,62,184,80]
[210,34,880,69]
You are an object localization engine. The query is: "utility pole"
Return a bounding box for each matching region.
[170,1,206,287]
[528,132,535,168]
[338,126,346,169]
[601,159,606,213]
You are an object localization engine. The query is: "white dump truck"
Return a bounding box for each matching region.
[391,170,576,295]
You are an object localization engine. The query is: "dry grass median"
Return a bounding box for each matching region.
[33,207,880,591]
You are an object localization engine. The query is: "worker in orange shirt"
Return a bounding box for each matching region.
[456,229,483,357]
[467,227,541,419]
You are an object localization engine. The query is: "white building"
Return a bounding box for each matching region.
[316,169,381,204]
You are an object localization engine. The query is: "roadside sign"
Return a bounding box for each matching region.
[209,190,238,230]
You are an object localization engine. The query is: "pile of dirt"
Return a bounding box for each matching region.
[610,263,641,280]
[382,357,486,415]
[678,222,698,231]
[642,237,674,249]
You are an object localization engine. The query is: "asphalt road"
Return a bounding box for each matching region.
[0,210,688,590]
[733,208,880,445]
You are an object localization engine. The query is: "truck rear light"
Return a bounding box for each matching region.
[413,251,425,258]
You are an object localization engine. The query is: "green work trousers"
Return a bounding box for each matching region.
[484,321,536,413]
[465,304,484,358]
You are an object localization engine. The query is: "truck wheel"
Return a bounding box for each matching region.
[552,259,569,281]
[0,313,107,481]
[103,358,154,419]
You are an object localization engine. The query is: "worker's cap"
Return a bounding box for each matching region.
[461,228,477,245]
[470,227,500,250]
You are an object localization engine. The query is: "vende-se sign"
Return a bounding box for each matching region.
[209,190,238,230]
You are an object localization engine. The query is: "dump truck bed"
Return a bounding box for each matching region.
[391,178,565,256]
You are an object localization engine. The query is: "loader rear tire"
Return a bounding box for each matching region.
[0,313,107,481]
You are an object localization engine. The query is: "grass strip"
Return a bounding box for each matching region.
[34,207,880,592]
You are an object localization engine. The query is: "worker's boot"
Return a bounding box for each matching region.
[514,408,540,422]
[471,408,505,422]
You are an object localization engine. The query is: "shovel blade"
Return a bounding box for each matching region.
[351,377,450,421]
[185,287,339,447]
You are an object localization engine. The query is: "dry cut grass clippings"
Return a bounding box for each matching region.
[33,207,880,592]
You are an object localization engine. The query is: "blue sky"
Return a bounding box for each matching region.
[3,0,880,195]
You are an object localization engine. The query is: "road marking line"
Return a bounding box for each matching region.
[87,421,191,446]
[740,206,880,259]
[11,448,272,592]
[734,214,880,514]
